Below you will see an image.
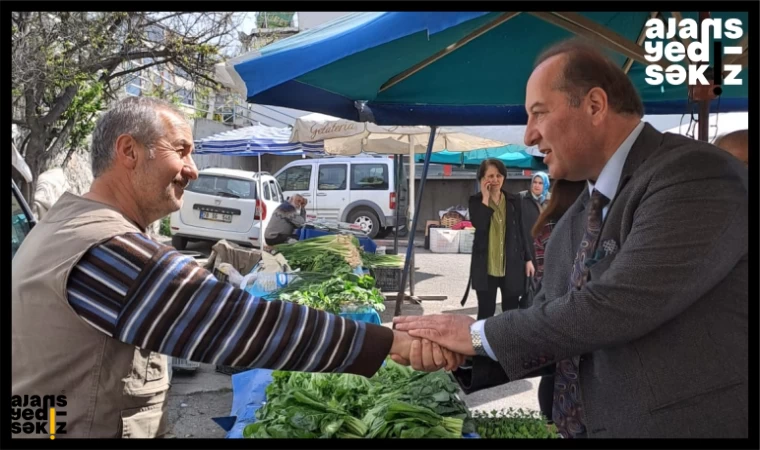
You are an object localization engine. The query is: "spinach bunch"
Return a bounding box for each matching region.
[244,359,472,439]
[472,408,559,439]
[278,275,385,314]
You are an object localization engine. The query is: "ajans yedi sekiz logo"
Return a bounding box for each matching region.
[11,394,67,439]
[644,17,744,86]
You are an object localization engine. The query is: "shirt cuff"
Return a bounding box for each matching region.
[471,320,498,361]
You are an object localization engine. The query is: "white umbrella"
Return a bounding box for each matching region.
[290,114,508,297]
[290,113,506,239]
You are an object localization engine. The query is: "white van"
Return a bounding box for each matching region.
[274,156,405,238]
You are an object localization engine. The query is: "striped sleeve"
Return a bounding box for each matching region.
[65,232,393,377]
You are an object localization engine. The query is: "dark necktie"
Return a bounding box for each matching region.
[552,189,609,438]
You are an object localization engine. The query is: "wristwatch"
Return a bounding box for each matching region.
[470,323,489,358]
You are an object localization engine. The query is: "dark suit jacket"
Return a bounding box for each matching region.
[467,189,532,297]
[519,191,544,263]
[456,123,748,438]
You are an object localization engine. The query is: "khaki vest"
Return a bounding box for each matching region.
[12,193,171,438]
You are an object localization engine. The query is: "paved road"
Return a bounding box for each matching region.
[165,242,540,438]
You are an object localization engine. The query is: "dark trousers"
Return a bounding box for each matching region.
[538,374,555,423]
[476,275,520,320]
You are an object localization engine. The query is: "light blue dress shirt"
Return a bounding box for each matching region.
[473,121,646,361]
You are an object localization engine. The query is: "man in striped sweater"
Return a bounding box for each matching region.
[12,97,459,439]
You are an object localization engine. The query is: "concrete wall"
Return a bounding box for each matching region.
[410,178,530,232]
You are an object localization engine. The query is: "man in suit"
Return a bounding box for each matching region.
[393,39,748,438]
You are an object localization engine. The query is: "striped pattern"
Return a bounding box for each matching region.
[66,233,392,376]
[193,124,324,156]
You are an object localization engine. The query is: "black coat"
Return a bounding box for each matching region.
[519,191,544,263]
[465,189,532,299]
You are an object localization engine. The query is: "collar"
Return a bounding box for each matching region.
[588,121,645,201]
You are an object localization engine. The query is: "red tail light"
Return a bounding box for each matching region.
[389,192,396,210]
[254,199,267,220]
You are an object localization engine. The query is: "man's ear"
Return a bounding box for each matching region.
[586,87,608,125]
[114,134,140,170]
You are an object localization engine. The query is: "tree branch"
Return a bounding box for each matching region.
[84,49,171,74]
[173,59,219,88]
[105,58,169,80]
[46,115,76,156]
[39,85,79,126]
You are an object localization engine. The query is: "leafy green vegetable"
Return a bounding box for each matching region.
[276,274,386,314]
[244,359,473,439]
[360,251,404,269]
[471,408,559,439]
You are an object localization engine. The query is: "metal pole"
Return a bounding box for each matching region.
[258,152,264,252]
[407,140,416,294]
[697,11,711,142]
[394,127,436,317]
[393,154,401,255]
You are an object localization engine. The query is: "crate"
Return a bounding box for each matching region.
[171,357,200,373]
[458,229,476,254]
[430,228,461,253]
[373,267,408,292]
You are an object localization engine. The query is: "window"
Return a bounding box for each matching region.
[318,164,347,191]
[276,166,312,191]
[262,180,271,201]
[125,75,142,96]
[351,163,389,191]
[177,88,194,106]
[12,187,33,259]
[268,180,281,202]
[146,25,164,43]
[174,64,189,79]
[186,175,256,199]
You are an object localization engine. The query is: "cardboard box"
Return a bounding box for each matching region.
[425,220,441,236]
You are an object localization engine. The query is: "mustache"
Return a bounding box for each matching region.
[173,177,190,189]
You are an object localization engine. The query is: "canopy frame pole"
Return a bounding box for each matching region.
[393,154,401,255]
[394,127,436,318]
[379,12,521,93]
[258,152,264,252]
[697,11,711,142]
[624,12,660,74]
[528,12,649,65]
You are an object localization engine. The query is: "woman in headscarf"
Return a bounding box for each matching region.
[520,172,550,266]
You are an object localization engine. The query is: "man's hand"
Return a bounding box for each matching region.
[390,339,466,372]
[526,260,535,278]
[393,314,477,356]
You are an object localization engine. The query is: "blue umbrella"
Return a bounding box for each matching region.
[218,11,749,126]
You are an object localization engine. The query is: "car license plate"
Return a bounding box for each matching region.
[200,211,233,223]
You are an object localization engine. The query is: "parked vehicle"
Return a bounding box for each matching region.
[169,168,284,249]
[274,156,406,238]
[12,141,36,259]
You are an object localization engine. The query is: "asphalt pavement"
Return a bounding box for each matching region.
[163,239,540,438]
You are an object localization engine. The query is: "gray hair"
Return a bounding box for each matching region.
[90,96,185,177]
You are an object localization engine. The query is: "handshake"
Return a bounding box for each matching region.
[387,314,478,373]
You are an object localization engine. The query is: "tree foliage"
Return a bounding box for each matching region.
[11,11,244,202]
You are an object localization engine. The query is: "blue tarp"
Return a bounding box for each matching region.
[194,124,324,156]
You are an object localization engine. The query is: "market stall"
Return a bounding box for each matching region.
[214,10,749,316]
[193,124,325,252]
[288,113,509,298]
